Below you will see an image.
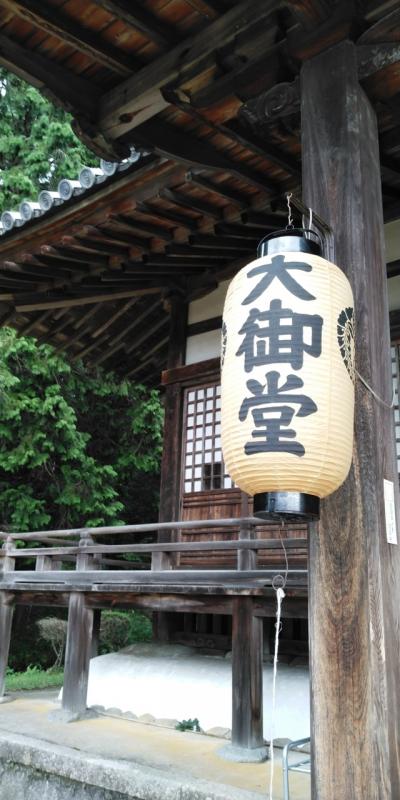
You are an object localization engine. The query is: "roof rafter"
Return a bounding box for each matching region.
[0,0,139,76]
[0,31,99,117]
[93,0,178,47]
[99,0,281,137]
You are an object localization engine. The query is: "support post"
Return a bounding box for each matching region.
[155,294,187,641]
[58,534,95,721]
[220,596,266,762]
[301,41,400,798]
[0,597,14,702]
[0,538,15,703]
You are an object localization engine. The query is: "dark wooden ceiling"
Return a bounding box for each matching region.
[0,0,399,382]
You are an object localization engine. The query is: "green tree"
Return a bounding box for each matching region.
[0,67,97,210]
[0,328,163,532]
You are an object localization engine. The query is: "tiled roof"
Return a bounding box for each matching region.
[0,147,143,235]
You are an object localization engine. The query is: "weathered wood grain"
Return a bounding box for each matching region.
[302,40,400,799]
[0,595,14,698]
[6,569,308,586]
[62,593,94,715]
[3,538,308,559]
[231,597,263,750]
[0,516,269,541]
[99,0,280,137]
[0,0,137,76]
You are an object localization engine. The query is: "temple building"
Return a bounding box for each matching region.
[0,2,399,797]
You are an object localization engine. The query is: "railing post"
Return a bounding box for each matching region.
[58,533,95,721]
[237,492,257,571]
[152,526,175,643]
[0,537,15,703]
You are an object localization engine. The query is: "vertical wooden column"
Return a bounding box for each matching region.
[154,294,187,641]
[301,41,400,798]
[61,534,94,720]
[225,596,266,761]
[0,538,15,701]
[237,492,256,571]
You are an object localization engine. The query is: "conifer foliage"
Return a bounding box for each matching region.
[0,67,96,209]
[0,329,163,532]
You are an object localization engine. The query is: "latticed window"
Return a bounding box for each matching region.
[183,383,235,493]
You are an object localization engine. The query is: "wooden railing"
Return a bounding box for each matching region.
[0,517,308,753]
[0,517,307,588]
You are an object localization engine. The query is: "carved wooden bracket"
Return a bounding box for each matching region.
[240,79,300,129]
[241,43,400,128]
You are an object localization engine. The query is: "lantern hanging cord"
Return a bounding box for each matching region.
[286,192,294,230]
[355,368,395,410]
[268,524,288,800]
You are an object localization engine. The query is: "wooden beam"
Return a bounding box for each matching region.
[94,313,169,364]
[89,298,136,338]
[70,298,161,362]
[358,6,400,43]
[93,0,177,47]
[357,43,400,80]
[188,233,256,250]
[15,287,162,312]
[131,119,275,193]
[302,40,400,799]
[6,569,308,587]
[99,0,280,137]
[136,202,199,232]
[113,214,173,241]
[164,90,300,179]
[0,0,138,77]
[283,0,331,29]
[185,172,248,208]
[0,31,99,117]
[161,188,223,220]
[82,297,164,363]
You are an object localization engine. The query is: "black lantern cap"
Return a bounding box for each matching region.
[258,228,322,259]
[253,492,320,522]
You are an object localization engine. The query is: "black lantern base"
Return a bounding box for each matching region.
[253,492,320,522]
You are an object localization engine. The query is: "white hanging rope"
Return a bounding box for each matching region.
[268,584,285,800]
[268,526,289,800]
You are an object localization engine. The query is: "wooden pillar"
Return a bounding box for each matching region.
[62,593,94,718]
[301,41,400,798]
[0,538,15,701]
[228,596,266,760]
[61,535,94,720]
[0,595,14,700]
[155,294,187,641]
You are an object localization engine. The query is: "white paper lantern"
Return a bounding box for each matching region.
[221,230,355,519]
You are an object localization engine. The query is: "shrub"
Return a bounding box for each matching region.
[99,610,152,654]
[37,617,67,669]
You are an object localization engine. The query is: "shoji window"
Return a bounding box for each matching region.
[183,383,234,493]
